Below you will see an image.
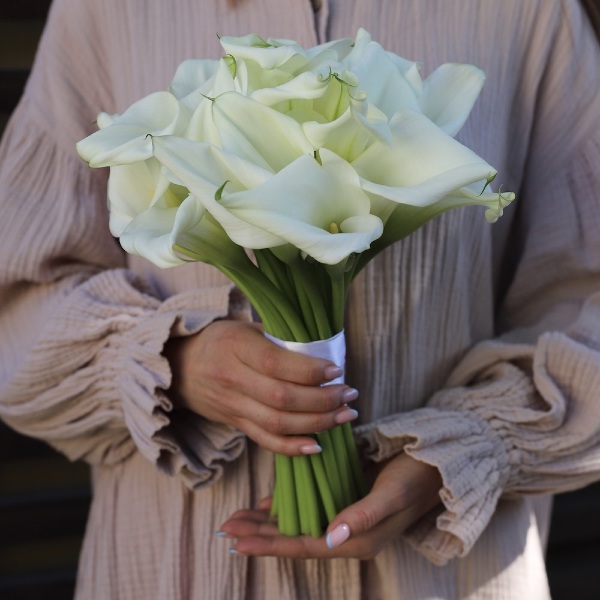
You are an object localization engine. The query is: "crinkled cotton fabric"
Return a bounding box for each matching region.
[1,0,600,598]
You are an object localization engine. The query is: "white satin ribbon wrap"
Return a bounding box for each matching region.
[264,330,346,385]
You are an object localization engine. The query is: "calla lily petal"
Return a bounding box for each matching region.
[250,70,331,106]
[214,151,383,263]
[211,92,314,169]
[77,92,186,167]
[353,109,495,207]
[152,135,272,192]
[107,158,187,237]
[169,59,220,103]
[420,63,485,136]
[341,30,421,117]
[219,34,306,69]
[152,135,285,248]
[120,203,190,268]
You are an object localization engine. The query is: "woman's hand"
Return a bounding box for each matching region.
[218,452,443,560]
[164,320,359,456]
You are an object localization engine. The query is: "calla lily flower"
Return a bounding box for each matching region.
[210,92,314,170]
[119,194,251,269]
[153,137,383,265]
[106,158,186,237]
[352,109,500,212]
[419,63,485,137]
[168,58,231,110]
[76,92,188,167]
[218,34,306,70]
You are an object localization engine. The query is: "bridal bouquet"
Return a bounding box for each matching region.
[77,29,514,537]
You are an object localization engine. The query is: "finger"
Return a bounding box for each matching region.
[257,497,273,511]
[324,456,443,549]
[233,416,323,456]
[234,328,344,386]
[233,400,359,455]
[209,351,358,415]
[323,486,398,550]
[220,510,280,538]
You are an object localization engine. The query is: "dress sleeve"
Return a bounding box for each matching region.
[356,0,600,565]
[0,0,246,489]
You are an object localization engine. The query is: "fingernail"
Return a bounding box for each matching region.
[300,443,323,455]
[342,388,359,403]
[334,407,359,424]
[324,365,344,380]
[215,531,232,539]
[229,547,240,555]
[326,523,351,549]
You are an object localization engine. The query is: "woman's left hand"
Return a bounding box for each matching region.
[218,452,443,560]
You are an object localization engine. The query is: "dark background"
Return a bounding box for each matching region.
[1,1,599,598]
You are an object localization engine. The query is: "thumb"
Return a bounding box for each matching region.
[323,454,442,550]
[324,485,397,549]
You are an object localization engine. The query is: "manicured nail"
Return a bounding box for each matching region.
[326,523,351,549]
[342,388,359,403]
[215,531,232,539]
[334,407,359,424]
[228,548,239,555]
[300,443,323,455]
[324,365,344,380]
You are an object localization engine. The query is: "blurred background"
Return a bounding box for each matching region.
[1,1,599,598]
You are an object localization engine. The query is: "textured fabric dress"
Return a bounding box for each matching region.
[1,0,600,598]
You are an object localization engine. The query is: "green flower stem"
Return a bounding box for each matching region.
[221,266,308,342]
[288,268,321,341]
[326,264,348,335]
[289,261,333,340]
[174,243,309,342]
[330,425,356,506]
[293,458,310,535]
[254,249,299,308]
[270,475,279,518]
[342,422,369,498]
[296,455,322,537]
[275,454,300,536]
[316,430,345,512]
[308,452,338,523]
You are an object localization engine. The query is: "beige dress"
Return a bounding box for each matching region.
[1,0,600,598]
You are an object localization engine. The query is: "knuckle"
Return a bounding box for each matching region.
[258,346,283,375]
[301,361,323,384]
[264,411,286,435]
[352,505,380,532]
[212,367,236,389]
[265,383,293,410]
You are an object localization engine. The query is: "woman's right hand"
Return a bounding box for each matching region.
[163,320,359,456]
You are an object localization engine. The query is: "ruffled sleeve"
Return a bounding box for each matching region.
[0,0,246,489]
[356,0,600,565]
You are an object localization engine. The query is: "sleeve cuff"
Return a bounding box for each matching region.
[114,284,249,488]
[356,406,511,565]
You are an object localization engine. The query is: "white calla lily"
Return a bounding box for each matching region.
[205,152,383,264]
[168,58,221,107]
[352,109,497,211]
[152,134,272,193]
[218,34,306,70]
[120,194,251,269]
[250,69,331,106]
[341,30,421,117]
[420,63,486,136]
[106,158,186,237]
[76,92,187,167]
[119,203,189,268]
[211,92,314,170]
